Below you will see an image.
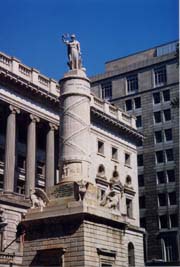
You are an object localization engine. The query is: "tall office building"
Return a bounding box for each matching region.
[91,40,179,265]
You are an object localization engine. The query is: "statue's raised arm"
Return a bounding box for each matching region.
[62,33,82,70]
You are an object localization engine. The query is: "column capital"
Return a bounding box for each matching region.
[9,105,20,114]
[49,122,58,131]
[29,114,40,123]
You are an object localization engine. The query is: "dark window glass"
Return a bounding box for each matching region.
[98,140,104,155]
[154,66,167,86]
[17,155,26,169]
[112,147,118,160]
[139,196,146,209]
[125,99,132,111]
[127,75,138,93]
[128,243,135,267]
[153,92,161,104]
[164,129,172,141]
[0,148,5,162]
[158,193,166,206]
[138,174,144,187]
[159,215,168,228]
[134,97,141,109]
[157,171,166,184]
[166,149,174,162]
[125,153,131,166]
[101,82,112,100]
[136,115,142,128]
[137,154,143,166]
[156,151,164,163]
[163,109,171,121]
[155,131,163,143]
[167,169,175,182]
[168,192,176,205]
[154,111,161,123]
[140,217,146,229]
[126,199,133,218]
[0,174,4,189]
[170,214,178,228]
[163,90,170,102]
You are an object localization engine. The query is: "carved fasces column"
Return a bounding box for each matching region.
[45,123,58,190]
[4,105,20,192]
[25,114,40,197]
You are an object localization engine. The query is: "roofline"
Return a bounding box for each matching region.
[105,39,179,65]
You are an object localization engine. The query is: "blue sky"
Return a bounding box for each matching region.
[0,0,178,79]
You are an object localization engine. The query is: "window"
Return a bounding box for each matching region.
[165,149,174,162]
[17,155,26,169]
[163,109,171,121]
[163,90,170,102]
[101,264,112,267]
[126,198,133,218]
[156,151,164,164]
[167,169,175,182]
[125,99,132,111]
[153,92,161,104]
[139,196,146,209]
[154,66,167,86]
[98,140,104,155]
[161,234,179,262]
[140,217,146,229]
[138,174,144,187]
[112,147,118,160]
[170,214,178,228]
[16,180,25,195]
[157,171,166,184]
[154,111,161,123]
[0,174,3,189]
[128,243,135,267]
[125,153,131,166]
[134,97,141,109]
[155,131,163,143]
[36,162,45,176]
[137,154,143,166]
[159,215,168,229]
[127,75,138,93]
[164,129,172,141]
[101,82,112,100]
[136,116,142,128]
[158,193,166,206]
[0,148,4,163]
[168,192,176,205]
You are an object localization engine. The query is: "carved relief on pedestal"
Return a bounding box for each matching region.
[62,162,82,180]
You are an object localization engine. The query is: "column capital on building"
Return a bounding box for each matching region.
[9,105,20,114]
[29,114,40,123]
[49,122,58,131]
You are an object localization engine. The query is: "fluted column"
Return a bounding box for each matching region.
[4,105,20,192]
[45,123,58,190]
[25,114,40,197]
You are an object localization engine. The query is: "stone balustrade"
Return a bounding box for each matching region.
[0,52,59,96]
[91,95,136,128]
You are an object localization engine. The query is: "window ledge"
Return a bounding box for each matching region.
[97,152,105,158]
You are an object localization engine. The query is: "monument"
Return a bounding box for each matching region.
[22,34,144,267]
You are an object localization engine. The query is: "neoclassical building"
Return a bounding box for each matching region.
[0,50,144,267]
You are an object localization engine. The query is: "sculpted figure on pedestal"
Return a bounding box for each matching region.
[76,180,88,201]
[100,187,120,210]
[62,33,82,70]
[30,188,49,212]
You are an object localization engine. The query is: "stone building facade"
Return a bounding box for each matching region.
[0,51,144,266]
[91,40,179,265]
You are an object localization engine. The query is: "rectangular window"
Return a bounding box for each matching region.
[158,193,167,206]
[134,97,141,109]
[139,196,146,209]
[136,115,142,128]
[162,90,170,102]
[156,151,164,164]
[163,109,171,121]
[125,99,132,111]
[159,215,168,229]
[125,153,131,166]
[112,147,118,160]
[98,140,104,155]
[157,171,166,184]
[167,169,175,182]
[16,179,25,195]
[137,154,143,166]
[127,75,138,93]
[164,129,172,141]
[154,66,167,86]
[165,149,174,162]
[101,82,112,100]
[0,148,4,163]
[17,155,26,169]
[170,214,178,228]
[153,92,161,104]
[155,131,163,143]
[36,162,45,176]
[138,174,144,187]
[0,174,3,189]
[168,192,176,205]
[126,198,133,218]
[140,217,146,229]
[154,111,161,123]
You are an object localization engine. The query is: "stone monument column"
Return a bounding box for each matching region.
[45,123,58,190]
[59,69,91,183]
[4,105,20,192]
[25,114,40,197]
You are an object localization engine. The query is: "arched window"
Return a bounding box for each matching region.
[128,242,135,267]
[126,175,132,185]
[98,164,105,175]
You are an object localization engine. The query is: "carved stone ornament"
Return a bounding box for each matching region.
[30,188,49,212]
[76,180,88,201]
[100,187,120,211]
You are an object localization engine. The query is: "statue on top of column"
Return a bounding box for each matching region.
[62,33,83,70]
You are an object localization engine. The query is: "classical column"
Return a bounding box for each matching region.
[45,123,58,190]
[25,114,40,197]
[4,105,20,192]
